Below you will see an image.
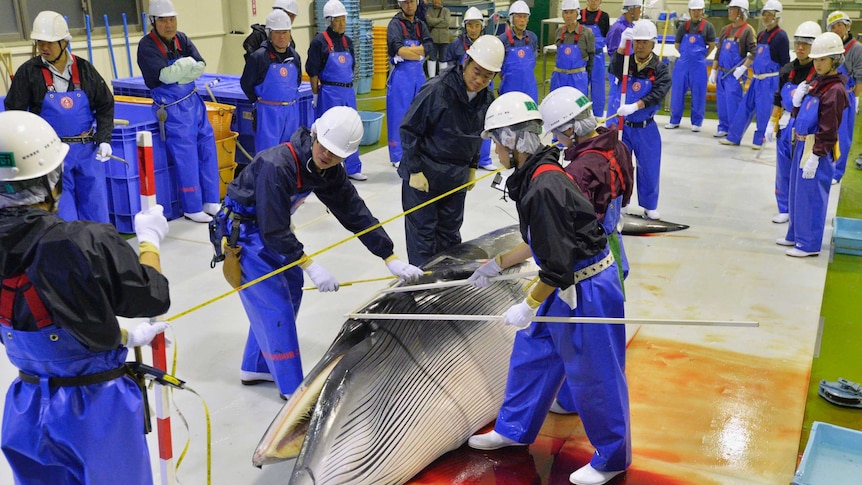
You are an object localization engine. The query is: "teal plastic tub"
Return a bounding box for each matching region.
[793,421,862,485]
[358,111,384,146]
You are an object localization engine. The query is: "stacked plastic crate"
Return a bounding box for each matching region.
[357,18,374,94]
[372,25,389,90]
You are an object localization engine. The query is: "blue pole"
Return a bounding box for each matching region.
[142,12,148,30]
[85,15,93,62]
[104,15,118,79]
[122,13,133,76]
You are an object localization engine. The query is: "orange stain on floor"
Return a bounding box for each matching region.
[407,336,807,484]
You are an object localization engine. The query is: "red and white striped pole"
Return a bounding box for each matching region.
[137,130,176,485]
[618,39,633,136]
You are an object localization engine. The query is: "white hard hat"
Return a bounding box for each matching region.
[483,92,542,138]
[31,11,71,43]
[463,7,485,26]
[313,107,363,159]
[539,86,592,133]
[761,0,782,13]
[466,35,505,72]
[561,0,581,12]
[323,0,348,18]
[622,0,643,10]
[632,19,657,40]
[0,111,68,182]
[508,1,531,17]
[266,9,292,31]
[149,0,178,18]
[810,32,845,58]
[728,0,748,11]
[827,11,851,29]
[273,0,299,16]
[688,0,705,9]
[794,21,822,42]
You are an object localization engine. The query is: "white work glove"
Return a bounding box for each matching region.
[95,142,112,162]
[467,257,503,288]
[620,27,634,46]
[126,320,169,348]
[856,95,860,115]
[764,120,777,143]
[304,261,339,292]
[778,111,791,129]
[312,94,318,109]
[386,259,424,283]
[502,300,536,329]
[802,153,819,179]
[617,102,640,117]
[708,69,717,85]
[393,55,405,64]
[732,65,747,80]
[418,55,425,62]
[409,172,429,192]
[158,56,197,84]
[135,204,169,251]
[792,82,810,108]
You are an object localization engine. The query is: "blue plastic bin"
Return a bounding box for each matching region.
[358,111,384,146]
[793,422,862,484]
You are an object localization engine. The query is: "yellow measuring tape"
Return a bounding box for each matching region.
[165,166,504,323]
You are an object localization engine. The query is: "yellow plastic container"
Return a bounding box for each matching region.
[371,72,387,90]
[114,95,153,105]
[206,102,236,141]
[217,131,239,199]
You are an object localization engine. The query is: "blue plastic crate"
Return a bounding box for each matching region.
[793,422,862,485]
[833,217,862,256]
[107,165,179,233]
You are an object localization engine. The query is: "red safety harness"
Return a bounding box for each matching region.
[685,19,705,35]
[323,31,349,52]
[0,274,53,329]
[284,142,304,190]
[147,31,182,58]
[40,55,81,92]
[757,27,783,45]
[580,9,603,26]
[580,148,626,198]
[531,163,574,182]
[559,24,583,43]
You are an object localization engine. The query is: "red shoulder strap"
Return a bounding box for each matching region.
[70,55,81,89]
[531,163,573,182]
[581,148,625,198]
[506,28,515,46]
[0,274,53,329]
[147,31,182,58]
[285,142,303,190]
[845,38,858,54]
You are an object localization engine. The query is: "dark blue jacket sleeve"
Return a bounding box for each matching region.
[770,30,790,67]
[314,176,396,260]
[255,148,305,262]
[388,18,407,57]
[306,34,328,77]
[241,48,268,102]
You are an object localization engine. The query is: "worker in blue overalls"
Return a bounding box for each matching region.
[721,0,788,149]
[581,0,610,117]
[551,0,594,96]
[138,0,220,223]
[386,0,433,168]
[611,20,671,221]
[765,21,820,225]
[778,32,849,258]
[444,7,497,171]
[665,0,716,132]
[0,110,171,485]
[221,107,423,398]
[708,0,756,139]
[604,0,641,128]
[241,10,302,155]
[306,0,367,181]
[466,92,630,485]
[826,11,862,184]
[4,11,114,224]
[497,1,538,102]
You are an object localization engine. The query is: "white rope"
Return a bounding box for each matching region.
[345,312,758,327]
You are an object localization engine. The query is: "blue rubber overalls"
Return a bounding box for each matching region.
[387,23,427,165]
[458,40,493,168]
[727,28,783,146]
[669,20,708,128]
[499,28,538,102]
[0,277,151,485]
[716,23,748,134]
[785,84,844,254]
[223,145,310,396]
[39,57,109,224]
[582,9,606,117]
[148,32,219,213]
[551,25,589,94]
[493,242,630,474]
[316,32,362,175]
[621,71,662,212]
[254,52,300,153]
[775,66,813,215]
[833,39,857,182]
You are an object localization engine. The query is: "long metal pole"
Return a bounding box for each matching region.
[122,13,134,77]
[104,15,118,79]
[379,272,539,294]
[85,15,93,62]
[346,312,759,328]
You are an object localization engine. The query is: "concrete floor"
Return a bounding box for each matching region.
[0,113,837,484]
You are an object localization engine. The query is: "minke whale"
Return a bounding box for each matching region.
[621,213,689,235]
[253,226,536,484]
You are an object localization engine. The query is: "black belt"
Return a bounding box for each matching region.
[624,118,654,128]
[320,80,353,88]
[60,135,95,144]
[18,366,129,387]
